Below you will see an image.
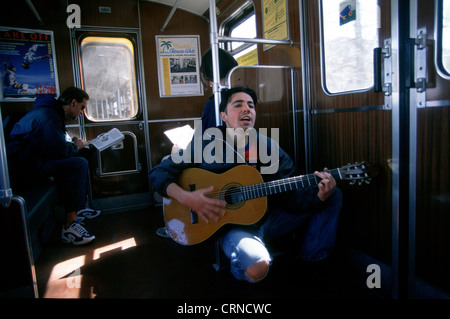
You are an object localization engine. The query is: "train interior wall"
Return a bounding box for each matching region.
[1,0,449,299]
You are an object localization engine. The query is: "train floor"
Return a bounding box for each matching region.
[35,207,385,300]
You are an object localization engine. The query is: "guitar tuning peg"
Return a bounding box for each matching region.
[349,180,356,186]
[365,179,371,184]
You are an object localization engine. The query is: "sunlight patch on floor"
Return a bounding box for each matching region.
[93,237,137,260]
[43,238,137,298]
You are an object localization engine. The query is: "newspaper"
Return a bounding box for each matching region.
[88,128,125,151]
[163,125,194,150]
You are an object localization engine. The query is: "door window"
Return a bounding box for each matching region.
[320,0,380,94]
[79,36,139,121]
[437,0,450,78]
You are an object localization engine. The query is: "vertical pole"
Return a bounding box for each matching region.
[300,0,312,173]
[209,0,222,126]
[390,0,401,299]
[0,108,13,208]
[407,0,418,298]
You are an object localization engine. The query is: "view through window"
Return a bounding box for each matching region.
[441,0,450,75]
[80,36,138,121]
[321,0,380,94]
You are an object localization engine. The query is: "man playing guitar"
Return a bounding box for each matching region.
[149,86,342,283]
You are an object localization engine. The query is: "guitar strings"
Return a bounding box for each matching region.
[202,168,342,200]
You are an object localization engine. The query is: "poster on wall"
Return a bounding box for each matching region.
[339,0,357,26]
[0,27,59,101]
[155,35,203,97]
[262,0,289,51]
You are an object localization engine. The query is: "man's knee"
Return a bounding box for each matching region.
[71,157,89,171]
[64,157,89,179]
[245,260,270,283]
[43,156,89,176]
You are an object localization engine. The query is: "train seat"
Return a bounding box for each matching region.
[2,112,59,261]
[14,183,58,260]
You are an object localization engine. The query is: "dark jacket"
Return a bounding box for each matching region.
[6,95,79,183]
[200,96,217,133]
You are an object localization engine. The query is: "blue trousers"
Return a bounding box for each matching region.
[220,187,343,282]
[41,157,89,214]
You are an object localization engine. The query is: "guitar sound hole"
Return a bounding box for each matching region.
[223,187,243,206]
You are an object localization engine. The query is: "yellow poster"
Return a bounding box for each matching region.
[156,35,203,97]
[262,0,288,50]
[236,49,258,66]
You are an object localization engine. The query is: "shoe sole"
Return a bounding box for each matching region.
[77,209,101,220]
[61,234,96,245]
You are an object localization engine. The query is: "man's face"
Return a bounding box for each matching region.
[220,92,256,130]
[66,98,88,121]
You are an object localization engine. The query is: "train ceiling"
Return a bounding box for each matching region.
[22,0,218,28]
[146,0,211,17]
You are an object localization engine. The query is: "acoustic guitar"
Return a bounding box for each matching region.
[163,162,374,245]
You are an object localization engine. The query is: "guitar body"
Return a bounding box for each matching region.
[162,161,374,245]
[163,165,267,245]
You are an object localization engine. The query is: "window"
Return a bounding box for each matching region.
[79,36,138,121]
[221,4,258,66]
[230,14,257,65]
[437,0,450,78]
[320,0,380,94]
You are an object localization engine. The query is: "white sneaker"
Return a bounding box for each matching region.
[61,221,95,245]
[156,226,170,238]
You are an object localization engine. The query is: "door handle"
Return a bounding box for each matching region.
[373,39,392,109]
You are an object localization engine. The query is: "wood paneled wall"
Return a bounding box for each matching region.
[230,67,298,166]
[71,0,139,28]
[304,0,393,264]
[214,0,304,170]
[414,0,450,291]
[140,1,210,122]
[212,0,303,111]
[139,2,210,166]
[214,0,301,67]
[143,0,303,167]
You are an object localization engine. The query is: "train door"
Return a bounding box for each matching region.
[408,0,450,298]
[304,0,450,298]
[70,29,151,212]
[302,0,393,295]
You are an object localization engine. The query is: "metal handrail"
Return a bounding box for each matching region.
[208,0,292,127]
[0,109,13,208]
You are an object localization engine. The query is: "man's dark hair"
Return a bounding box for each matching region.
[200,48,238,85]
[219,86,258,113]
[57,87,89,105]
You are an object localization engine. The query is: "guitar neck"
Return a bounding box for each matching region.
[242,168,342,200]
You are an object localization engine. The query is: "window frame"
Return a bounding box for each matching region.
[435,0,450,80]
[219,2,257,60]
[319,0,381,96]
[78,34,140,122]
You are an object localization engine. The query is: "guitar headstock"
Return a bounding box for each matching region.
[339,162,378,185]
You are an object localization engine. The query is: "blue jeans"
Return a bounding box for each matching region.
[219,187,343,282]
